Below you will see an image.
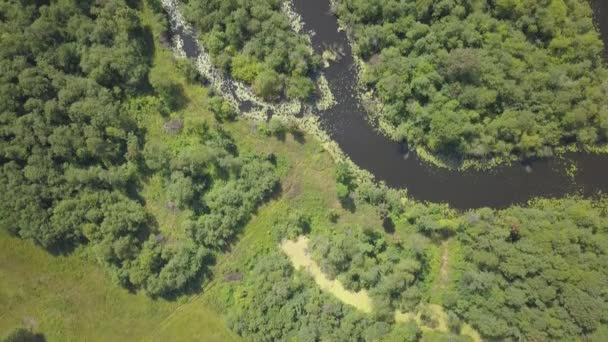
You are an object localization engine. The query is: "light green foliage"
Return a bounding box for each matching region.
[208,94,237,122]
[0,231,236,341]
[150,71,185,111]
[231,53,264,83]
[383,321,421,342]
[335,0,608,161]
[272,210,311,241]
[310,225,429,314]
[335,162,356,202]
[253,69,284,101]
[287,75,315,101]
[167,171,195,208]
[267,117,287,137]
[176,58,205,84]
[184,0,320,100]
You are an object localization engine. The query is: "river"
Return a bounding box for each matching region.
[166,0,608,209]
[591,0,608,59]
[291,0,608,209]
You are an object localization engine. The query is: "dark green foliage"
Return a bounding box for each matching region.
[150,72,185,111]
[182,0,320,100]
[0,0,147,249]
[451,198,608,340]
[335,0,608,160]
[336,163,355,202]
[253,69,284,101]
[267,118,287,137]
[447,311,462,334]
[310,226,429,313]
[222,252,421,341]
[143,141,172,172]
[0,0,278,298]
[128,239,211,296]
[186,154,279,249]
[167,171,195,208]
[176,58,205,84]
[258,117,291,139]
[353,181,608,341]
[383,321,420,342]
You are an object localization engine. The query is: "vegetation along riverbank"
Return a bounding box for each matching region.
[331,0,608,169]
[1,0,607,341]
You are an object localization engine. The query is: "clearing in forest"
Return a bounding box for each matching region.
[281,236,482,342]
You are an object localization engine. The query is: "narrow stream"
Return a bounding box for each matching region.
[165,0,608,209]
[291,0,608,209]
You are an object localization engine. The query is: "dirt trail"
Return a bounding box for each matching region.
[281,236,482,342]
[280,236,373,313]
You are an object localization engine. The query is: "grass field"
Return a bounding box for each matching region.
[0,231,237,341]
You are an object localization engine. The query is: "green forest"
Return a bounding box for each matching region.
[334,0,608,162]
[1,0,608,341]
[182,0,320,101]
[0,0,278,298]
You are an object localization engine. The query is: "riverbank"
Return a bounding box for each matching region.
[291,0,608,209]
[326,0,608,172]
[4,1,608,340]
[158,0,608,210]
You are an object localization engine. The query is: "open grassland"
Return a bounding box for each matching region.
[0,231,237,341]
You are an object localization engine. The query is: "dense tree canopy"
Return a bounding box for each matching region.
[222,251,422,342]
[183,0,320,101]
[334,0,608,161]
[310,226,429,318]
[450,198,608,340]
[348,179,608,341]
[3,1,608,341]
[0,0,278,297]
[0,0,149,249]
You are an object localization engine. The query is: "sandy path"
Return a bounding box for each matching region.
[281,236,482,342]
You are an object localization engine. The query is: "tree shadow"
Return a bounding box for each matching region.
[46,240,79,257]
[382,216,395,234]
[154,252,216,301]
[140,25,156,65]
[291,130,306,144]
[160,82,189,113]
[275,131,287,142]
[340,196,357,212]
[2,328,46,342]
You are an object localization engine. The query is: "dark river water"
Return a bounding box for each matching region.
[592,0,608,59]
[290,0,608,209]
[170,0,608,209]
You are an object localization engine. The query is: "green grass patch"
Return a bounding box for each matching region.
[0,231,236,341]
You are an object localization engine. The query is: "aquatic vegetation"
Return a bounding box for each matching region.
[332,0,608,164]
